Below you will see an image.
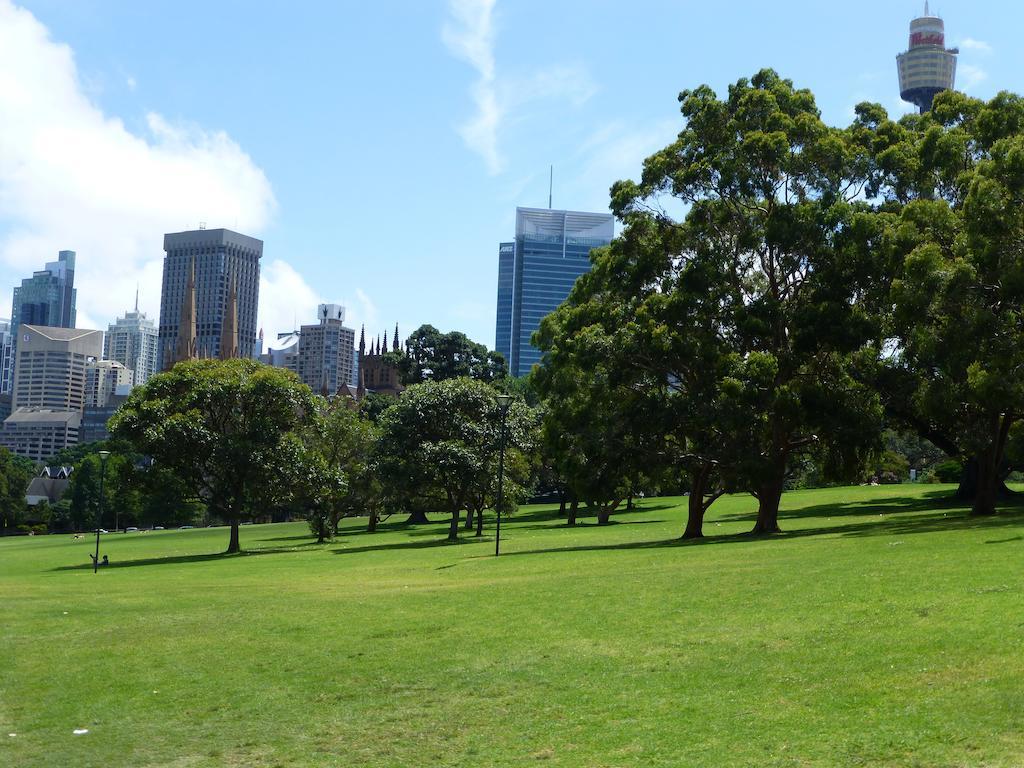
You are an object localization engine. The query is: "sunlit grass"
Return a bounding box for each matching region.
[1,484,1023,767]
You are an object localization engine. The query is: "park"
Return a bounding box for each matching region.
[2,485,1023,766]
[4,69,1024,767]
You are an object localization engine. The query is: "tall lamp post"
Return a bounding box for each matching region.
[494,394,512,557]
[93,450,111,573]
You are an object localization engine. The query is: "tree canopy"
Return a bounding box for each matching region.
[110,359,324,553]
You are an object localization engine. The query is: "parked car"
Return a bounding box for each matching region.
[125,527,139,532]
[178,525,194,530]
[153,526,164,531]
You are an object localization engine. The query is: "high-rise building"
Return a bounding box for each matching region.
[105,295,159,387]
[85,360,133,408]
[260,330,300,374]
[297,304,356,396]
[158,228,262,369]
[495,207,614,377]
[0,320,14,397]
[897,3,958,114]
[5,250,77,392]
[11,325,103,412]
[2,325,102,459]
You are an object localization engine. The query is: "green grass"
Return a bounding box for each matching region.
[2,484,1024,767]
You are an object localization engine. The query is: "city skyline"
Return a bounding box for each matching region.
[0,1,1015,352]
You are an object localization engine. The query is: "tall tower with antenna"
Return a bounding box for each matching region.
[897,3,958,114]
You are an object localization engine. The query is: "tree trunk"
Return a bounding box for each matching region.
[464,508,475,530]
[597,508,611,525]
[226,520,241,553]
[405,509,429,524]
[955,455,1016,500]
[567,497,578,527]
[626,492,634,511]
[447,509,460,542]
[558,491,566,518]
[750,475,784,535]
[682,485,707,540]
[367,511,378,533]
[475,506,485,537]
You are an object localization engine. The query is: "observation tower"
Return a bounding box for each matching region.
[896,2,958,114]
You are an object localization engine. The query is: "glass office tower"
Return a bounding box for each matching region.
[5,250,78,393]
[495,208,614,377]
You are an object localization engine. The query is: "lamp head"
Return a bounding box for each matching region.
[98,450,111,461]
[496,394,512,410]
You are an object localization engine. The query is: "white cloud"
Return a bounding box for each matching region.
[959,38,992,54]
[958,63,988,93]
[443,0,501,173]
[0,0,323,348]
[442,0,596,175]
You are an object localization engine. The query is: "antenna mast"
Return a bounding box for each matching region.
[548,165,553,209]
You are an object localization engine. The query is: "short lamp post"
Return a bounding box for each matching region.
[494,394,512,557]
[93,450,111,573]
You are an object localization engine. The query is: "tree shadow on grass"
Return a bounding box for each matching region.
[712,489,963,525]
[329,537,481,557]
[496,506,1024,559]
[52,543,328,571]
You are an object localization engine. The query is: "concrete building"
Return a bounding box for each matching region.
[85,360,133,408]
[6,251,77,392]
[158,228,262,368]
[105,296,159,386]
[260,331,300,374]
[297,304,356,396]
[495,207,614,377]
[897,3,958,114]
[12,325,103,412]
[0,409,81,462]
[81,387,131,444]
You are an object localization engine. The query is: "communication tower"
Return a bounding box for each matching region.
[897,2,958,114]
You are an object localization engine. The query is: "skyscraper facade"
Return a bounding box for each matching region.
[5,250,77,392]
[0,320,13,397]
[157,228,262,369]
[897,3,958,114]
[495,207,614,377]
[104,298,159,387]
[11,325,103,412]
[297,304,356,396]
[494,241,515,366]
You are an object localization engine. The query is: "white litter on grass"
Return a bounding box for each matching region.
[62,611,68,615]
[73,729,89,735]
[8,733,15,737]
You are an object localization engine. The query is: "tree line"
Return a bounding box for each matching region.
[532,70,1024,538]
[7,70,1024,552]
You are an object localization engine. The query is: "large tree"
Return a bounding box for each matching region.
[110,359,320,553]
[854,90,1024,515]
[0,447,34,534]
[394,325,507,385]
[544,70,882,534]
[376,377,533,541]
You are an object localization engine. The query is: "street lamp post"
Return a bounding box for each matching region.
[494,394,512,557]
[93,450,111,573]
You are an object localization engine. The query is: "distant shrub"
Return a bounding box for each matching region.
[933,460,963,483]
[31,524,48,535]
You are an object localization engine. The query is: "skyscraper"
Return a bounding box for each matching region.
[11,325,103,412]
[157,228,262,369]
[5,250,77,392]
[296,304,356,395]
[105,294,159,387]
[495,207,614,377]
[897,3,958,114]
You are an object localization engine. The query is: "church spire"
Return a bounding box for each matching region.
[393,323,400,352]
[219,273,239,360]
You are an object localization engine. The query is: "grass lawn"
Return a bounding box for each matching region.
[2,484,1024,767]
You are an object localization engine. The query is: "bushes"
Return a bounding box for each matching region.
[933,460,963,483]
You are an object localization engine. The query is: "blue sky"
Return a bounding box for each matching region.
[0,0,1017,349]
